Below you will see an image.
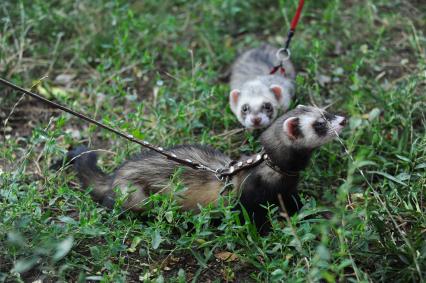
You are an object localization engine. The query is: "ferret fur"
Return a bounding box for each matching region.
[68,106,346,229]
[229,44,296,129]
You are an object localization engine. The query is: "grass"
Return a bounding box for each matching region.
[0,0,425,282]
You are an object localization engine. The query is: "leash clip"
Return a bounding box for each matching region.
[270,48,290,75]
[276,48,291,62]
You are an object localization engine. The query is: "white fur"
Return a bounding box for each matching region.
[230,80,285,129]
[331,115,346,134]
[244,112,271,129]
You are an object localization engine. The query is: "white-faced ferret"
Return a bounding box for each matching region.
[68,106,346,229]
[229,44,296,129]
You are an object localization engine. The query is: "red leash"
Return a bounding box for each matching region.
[290,0,305,32]
[270,0,305,75]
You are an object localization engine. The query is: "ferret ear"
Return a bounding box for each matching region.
[270,85,283,102]
[229,89,240,106]
[283,117,300,140]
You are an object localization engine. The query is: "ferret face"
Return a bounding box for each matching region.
[230,82,287,129]
[281,105,346,149]
[238,96,278,129]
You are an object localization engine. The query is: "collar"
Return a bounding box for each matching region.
[264,155,299,177]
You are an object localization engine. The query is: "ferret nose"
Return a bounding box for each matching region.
[338,116,347,126]
[251,117,261,125]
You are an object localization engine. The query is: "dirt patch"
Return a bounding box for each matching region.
[122,252,256,282]
[1,92,61,138]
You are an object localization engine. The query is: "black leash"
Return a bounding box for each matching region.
[0,78,201,169]
[0,77,273,181]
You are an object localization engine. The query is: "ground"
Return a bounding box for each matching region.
[0,0,425,282]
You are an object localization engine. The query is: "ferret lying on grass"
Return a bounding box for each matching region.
[67,106,346,229]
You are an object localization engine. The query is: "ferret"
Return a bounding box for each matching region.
[67,106,346,229]
[229,44,296,129]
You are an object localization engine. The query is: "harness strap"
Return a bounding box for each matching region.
[265,157,298,177]
[269,65,286,75]
[218,151,268,179]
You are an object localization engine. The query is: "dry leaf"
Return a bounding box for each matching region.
[215,251,238,262]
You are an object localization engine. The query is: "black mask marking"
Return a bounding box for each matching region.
[261,103,274,119]
[313,121,328,137]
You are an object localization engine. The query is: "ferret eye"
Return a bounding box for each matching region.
[241,104,250,114]
[313,120,328,136]
[262,103,273,112]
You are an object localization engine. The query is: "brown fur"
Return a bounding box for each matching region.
[70,145,233,212]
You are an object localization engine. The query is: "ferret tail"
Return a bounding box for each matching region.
[67,146,115,208]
